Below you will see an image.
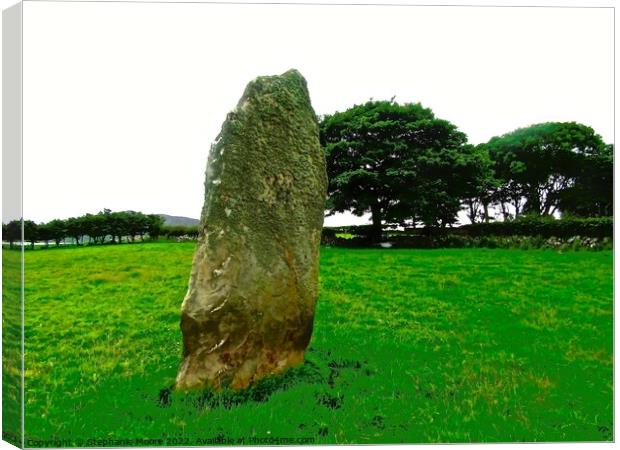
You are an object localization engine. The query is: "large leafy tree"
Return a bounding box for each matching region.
[320,100,477,239]
[558,143,613,217]
[461,144,498,223]
[486,122,607,217]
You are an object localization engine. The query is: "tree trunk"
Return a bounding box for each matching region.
[500,203,509,221]
[370,203,382,243]
[467,200,477,224]
[482,201,490,223]
[527,187,541,215]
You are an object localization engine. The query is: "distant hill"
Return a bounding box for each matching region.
[158,214,200,227]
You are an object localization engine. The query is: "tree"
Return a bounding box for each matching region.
[146,214,164,241]
[461,144,498,223]
[558,143,613,217]
[125,211,148,242]
[37,222,54,247]
[65,216,84,245]
[82,212,110,245]
[486,122,607,217]
[23,220,38,249]
[44,219,67,246]
[3,220,21,248]
[109,211,129,244]
[320,100,476,240]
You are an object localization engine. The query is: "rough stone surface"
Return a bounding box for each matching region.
[176,69,327,390]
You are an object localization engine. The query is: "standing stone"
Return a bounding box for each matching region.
[176,69,327,390]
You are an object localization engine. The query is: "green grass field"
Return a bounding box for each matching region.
[7,243,614,444]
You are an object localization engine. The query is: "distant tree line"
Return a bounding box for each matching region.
[161,225,200,240]
[2,209,166,249]
[3,100,612,248]
[320,101,613,241]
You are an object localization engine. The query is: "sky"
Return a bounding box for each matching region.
[20,1,614,225]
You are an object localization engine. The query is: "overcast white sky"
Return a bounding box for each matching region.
[21,2,614,225]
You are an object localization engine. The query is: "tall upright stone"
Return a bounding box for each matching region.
[176,69,327,390]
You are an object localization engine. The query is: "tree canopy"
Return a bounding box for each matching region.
[320,100,482,239]
[557,143,613,217]
[484,122,609,218]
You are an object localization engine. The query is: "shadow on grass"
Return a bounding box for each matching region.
[159,359,325,411]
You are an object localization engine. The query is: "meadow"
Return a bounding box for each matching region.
[7,243,613,444]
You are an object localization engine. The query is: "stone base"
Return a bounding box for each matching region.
[176,346,305,390]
